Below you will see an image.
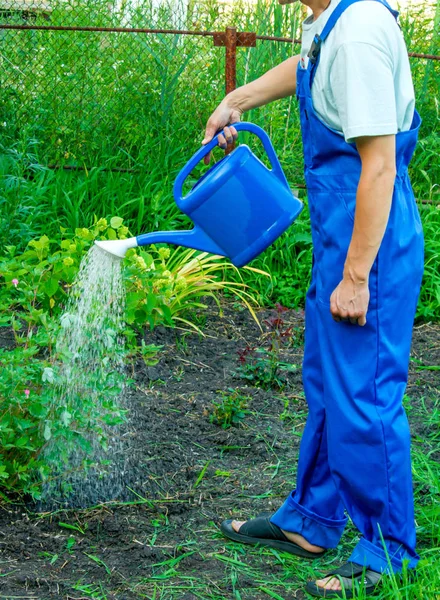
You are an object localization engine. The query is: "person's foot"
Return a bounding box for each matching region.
[231,520,325,554]
[314,575,343,591]
[305,561,383,597]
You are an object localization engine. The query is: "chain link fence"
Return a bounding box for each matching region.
[0,1,300,170]
[0,0,438,185]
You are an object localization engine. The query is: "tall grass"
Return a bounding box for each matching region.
[0,0,438,317]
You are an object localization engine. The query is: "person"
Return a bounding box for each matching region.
[201,0,424,596]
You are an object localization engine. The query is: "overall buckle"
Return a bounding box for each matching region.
[308,34,322,64]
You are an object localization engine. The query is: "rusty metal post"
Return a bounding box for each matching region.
[224,27,237,153]
[225,26,237,95]
[213,28,256,153]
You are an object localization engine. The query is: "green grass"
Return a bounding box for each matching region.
[127,394,440,600]
[30,389,437,600]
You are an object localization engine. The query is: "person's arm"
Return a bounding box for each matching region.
[224,55,300,115]
[330,134,396,326]
[202,55,300,162]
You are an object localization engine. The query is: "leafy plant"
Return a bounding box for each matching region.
[0,215,265,497]
[235,304,297,389]
[124,245,266,333]
[210,388,251,429]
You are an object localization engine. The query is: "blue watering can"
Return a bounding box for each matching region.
[95,122,303,267]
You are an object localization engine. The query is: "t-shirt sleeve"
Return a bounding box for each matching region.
[329,41,398,143]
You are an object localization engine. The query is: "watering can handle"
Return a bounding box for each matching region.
[173,121,289,209]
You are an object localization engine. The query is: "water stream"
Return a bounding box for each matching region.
[40,245,132,508]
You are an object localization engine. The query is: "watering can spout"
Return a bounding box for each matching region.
[95,228,226,259]
[95,237,138,258]
[136,228,226,256]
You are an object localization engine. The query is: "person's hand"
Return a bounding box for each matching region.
[201,100,242,165]
[330,277,370,326]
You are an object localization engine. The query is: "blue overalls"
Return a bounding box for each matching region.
[270,0,424,574]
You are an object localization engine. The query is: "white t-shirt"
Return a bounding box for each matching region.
[300,0,415,143]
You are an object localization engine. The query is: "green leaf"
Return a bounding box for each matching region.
[139,251,154,268]
[59,522,85,534]
[110,217,124,229]
[28,403,49,419]
[126,291,144,310]
[44,277,59,298]
[15,436,34,450]
[43,422,52,441]
[146,293,157,313]
[42,367,55,383]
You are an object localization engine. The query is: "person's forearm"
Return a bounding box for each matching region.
[225,55,300,114]
[344,160,396,283]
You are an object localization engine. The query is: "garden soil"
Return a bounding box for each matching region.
[0,303,439,600]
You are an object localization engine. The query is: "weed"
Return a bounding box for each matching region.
[236,304,297,389]
[210,388,251,429]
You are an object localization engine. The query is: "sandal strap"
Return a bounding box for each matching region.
[326,562,382,588]
[328,561,367,578]
[239,517,289,542]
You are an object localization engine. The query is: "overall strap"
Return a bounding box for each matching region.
[308,0,399,86]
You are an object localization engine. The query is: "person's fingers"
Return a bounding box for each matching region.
[217,133,227,149]
[358,313,367,326]
[202,119,219,146]
[330,293,339,320]
[223,127,232,144]
[202,122,239,165]
[223,126,236,146]
[230,125,238,141]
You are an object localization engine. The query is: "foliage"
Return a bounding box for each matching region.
[0,0,438,320]
[235,304,298,390]
[417,205,440,321]
[124,245,265,333]
[0,219,128,495]
[0,217,261,496]
[210,388,251,429]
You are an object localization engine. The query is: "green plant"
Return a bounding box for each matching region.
[0,214,266,497]
[124,245,266,333]
[235,304,297,390]
[210,388,251,429]
[0,217,134,495]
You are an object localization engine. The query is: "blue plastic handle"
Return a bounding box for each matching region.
[173,122,289,209]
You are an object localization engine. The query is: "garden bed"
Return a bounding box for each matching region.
[0,303,439,599]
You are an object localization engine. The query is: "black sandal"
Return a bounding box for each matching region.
[305,561,382,598]
[220,516,326,558]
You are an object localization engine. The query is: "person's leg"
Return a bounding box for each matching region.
[270,271,348,548]
[309,296,418,593]
[316,303,419,572]
[227,272,347,552]
[310,183,424,590]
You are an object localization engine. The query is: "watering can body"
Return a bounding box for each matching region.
[96,123,303,266]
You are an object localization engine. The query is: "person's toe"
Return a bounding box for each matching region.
[316,576,341,591]
[331,578,342,590]
[231,520,246,533]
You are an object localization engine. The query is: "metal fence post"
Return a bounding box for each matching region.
[213,27,256,153]
[225,26,237,95]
